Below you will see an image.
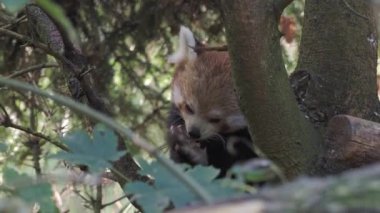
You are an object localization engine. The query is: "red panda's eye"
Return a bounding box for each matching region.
[209,118,221,123]
[185,104,194,114]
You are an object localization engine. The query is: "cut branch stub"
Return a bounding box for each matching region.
[323,115,380,173]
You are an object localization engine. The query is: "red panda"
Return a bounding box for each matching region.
[167,26,258,175]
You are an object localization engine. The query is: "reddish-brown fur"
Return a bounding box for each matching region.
[172,51,241,133]
[167,26,258,174]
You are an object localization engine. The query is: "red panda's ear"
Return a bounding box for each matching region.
[168,26,197,64]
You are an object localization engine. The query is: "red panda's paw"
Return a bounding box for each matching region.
[177,143,208,166]
[170,124,193,145]
[169,124,208,165]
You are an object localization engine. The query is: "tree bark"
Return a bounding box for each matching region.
[296,0,380,131]
[220,0,322,178]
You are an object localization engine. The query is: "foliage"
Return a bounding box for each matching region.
[50,124,125,173]
[2,167,55,212]
[1,0,28,13]
[125,160,246,213]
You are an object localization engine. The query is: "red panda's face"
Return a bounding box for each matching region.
[171,52,247,140]
[168,26,247,140]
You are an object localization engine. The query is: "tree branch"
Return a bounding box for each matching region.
[102,194,129,208]
[93,185,102,213]
[0,103,68,151]
[6,63,58,78]
[0,15,27,29]
[0,27,78,73]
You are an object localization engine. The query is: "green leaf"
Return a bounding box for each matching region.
[125,181,170,213]
[3,167,28,187]
[93,124,123,162]
[2,168,55,212]
[19,183,55,213]
[187,166,240,200]
[1,0,28,13]
[50,125,125,172]
[136,160,195,207]
[125,160,244,212]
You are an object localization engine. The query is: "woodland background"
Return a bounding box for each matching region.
[0,0,379,212]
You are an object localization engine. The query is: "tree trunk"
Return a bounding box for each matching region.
[220,0,322,179]
[296,0,380,132]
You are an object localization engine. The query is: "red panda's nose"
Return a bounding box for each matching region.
[188,127,201,139]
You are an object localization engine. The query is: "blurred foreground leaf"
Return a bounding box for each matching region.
[125,160,243,213]
[50,124,125,173]
[1,0,28,13]
[2,167,55,212]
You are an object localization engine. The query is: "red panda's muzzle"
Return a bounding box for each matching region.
[188,127,201,139]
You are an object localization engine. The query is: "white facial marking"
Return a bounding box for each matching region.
[184,115,216,140]
[226,114,247,129]
[208,109,223,117]
[172,85,183,105]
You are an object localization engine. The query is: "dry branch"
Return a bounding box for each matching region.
[7,63,58,78]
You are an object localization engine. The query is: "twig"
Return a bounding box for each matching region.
[110,168,130,183]
[93,185,103,213]
[132,106,164,131]
[0,27,80,73]
[78,66,96,79]
[119,203,133,213]
[0,185,16,194]
[0,77,214,205]
[341,0,369,20]
[7,63,59,78]
[0,27,50,52]
[30,138,42,176]
[0,103,10,120]
[102,194,129,208]
[5,121,68,151]
[28,95,42,177]
[0,104,68,151]
[0,15,27,29]
[73,188,91,203]
[192,45,228,52]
